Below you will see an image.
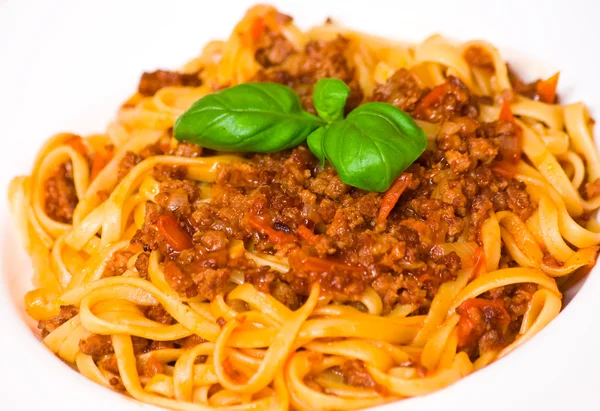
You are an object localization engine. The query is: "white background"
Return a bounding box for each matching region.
[1,0,600,410]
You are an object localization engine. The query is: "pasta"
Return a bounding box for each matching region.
[8,4,600,410]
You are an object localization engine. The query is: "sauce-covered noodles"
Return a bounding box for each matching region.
[8,5,600,410]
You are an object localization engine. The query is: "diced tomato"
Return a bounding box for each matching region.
[156,215,193,252]
[248,214,298,244]
[377,173,411,226]
[90,148,114,181]
[536,72,559,104]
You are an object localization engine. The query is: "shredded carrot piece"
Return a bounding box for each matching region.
[415,83,448,112]
[297,225,318,243]
[248,215,298,244]
[377,173,412,226]
[300,255,364,273]
[65,136,88,156]
[90,148,114,181]
[156,215,193,252]
[536,72,560,104]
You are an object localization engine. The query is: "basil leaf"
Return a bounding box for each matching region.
[174,82,325,152]
[320,102,426,192]
[307,125,328,166]
[313,78,350,122]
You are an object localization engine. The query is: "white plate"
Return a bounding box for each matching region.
[1,0,600,410]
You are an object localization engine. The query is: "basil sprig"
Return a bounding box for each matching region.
[174,83,325,152]
[174,78,426,192]
[312,77,350,122]
[309,102,426,192]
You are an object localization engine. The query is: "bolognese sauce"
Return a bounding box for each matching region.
[17,4,597,409]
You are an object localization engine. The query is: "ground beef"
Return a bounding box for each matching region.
[372,68,429,112]
[162,260,197,298]
[44,163,78,223]
[134,252,150,279]
[87,33,546,364]
[456,298,511,358]
[117,151,141,180]
[101,250,134,278]
[79,334,113,356]
[269,278,302,310]
[138,70,202,97]
[585,177,600,199]
[255,29,297,68]
[464,46,495,72]
[170,142,203,158]
[98,357,119,375]
[255,36,363,113]
[339,360,377,388]
[38,305,78,338]
[413,76,480,123]
[145,305,174,324]
[79,335,150,357]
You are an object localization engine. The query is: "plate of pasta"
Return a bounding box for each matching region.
[2,0,600,410]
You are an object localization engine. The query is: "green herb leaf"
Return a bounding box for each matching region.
[307,125,328,166]
[312,78,351,122]
[174,82,325,152]
[318,102,426,192]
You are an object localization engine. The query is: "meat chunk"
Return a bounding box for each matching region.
[269,278,302,310]
[255,36,362,113]
[170,142,203,158]
[162,260,197,298]
[134,252,150,279]
[79,334,113,356]
[117,151,141,180]
[413,76,480,122]
[145,305,174,325]
[457,298,511,357]
[464,46,495,72]
[101,250,134,278]
[44,163,78,223]
[340,360,376,388]
[138,70,202,97]
[373,68,428,112]
[38,305,78,338]
[585,177,600,199]
[255,29,296,67]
